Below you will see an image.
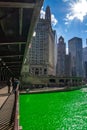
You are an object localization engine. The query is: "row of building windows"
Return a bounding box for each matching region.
[29,67,47,75]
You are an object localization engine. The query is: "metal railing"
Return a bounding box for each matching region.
[14,85,20,130]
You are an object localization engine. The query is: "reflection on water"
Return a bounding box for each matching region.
[20,88,87,130]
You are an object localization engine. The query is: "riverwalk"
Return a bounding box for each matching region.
[20,85,86,94]
[0,86,15,130]
[0,86,12,108]
[20,87,68,94]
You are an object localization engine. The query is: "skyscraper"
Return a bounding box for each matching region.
[56,36,66,77]
[29,6,56,76]
[68,37,83,77]
[65,54,71,77]
[83,47,87,78]
[83,47,87,62]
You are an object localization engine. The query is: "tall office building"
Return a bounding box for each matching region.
[56,36,66,77]
[83,47,87,62]
[68,37,83,77]
[84,62,87,78]
[29,6,56,76]
[65,54,71,77]
[83,47,87,78]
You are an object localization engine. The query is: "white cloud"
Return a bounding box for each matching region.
[81,30,87,33]
[65,21,69,25]
[40,8,45,19]
[51,14,58,26]
[65,0,87,23]
[66,47,69,54]
[40,8,58,26]
[62,0,69,2]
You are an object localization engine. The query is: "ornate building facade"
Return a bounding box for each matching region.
[56,36,66,77]
[29,6,57,76]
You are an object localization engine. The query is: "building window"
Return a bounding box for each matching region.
[35,68,39,75]
[49,79,55,83]
[44,68,47,75]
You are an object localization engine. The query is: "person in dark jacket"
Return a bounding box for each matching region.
[12,78,19,92]
[7,77,12,93]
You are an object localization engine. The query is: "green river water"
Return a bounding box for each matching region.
[19,88,87,130]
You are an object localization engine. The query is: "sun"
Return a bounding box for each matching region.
[67,0,87,22]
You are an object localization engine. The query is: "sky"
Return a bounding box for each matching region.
[40,0,87,49]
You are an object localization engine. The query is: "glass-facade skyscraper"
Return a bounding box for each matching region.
[83,47,87,78]
[68,37,83,77]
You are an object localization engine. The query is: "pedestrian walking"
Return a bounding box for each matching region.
[7,77,12,93]
[12,77,19,101]
[12,78,19,92]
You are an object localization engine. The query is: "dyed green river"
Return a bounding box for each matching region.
[19,88,87,130]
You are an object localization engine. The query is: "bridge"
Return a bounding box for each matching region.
[0,0,44,81]
[0,1,44,130]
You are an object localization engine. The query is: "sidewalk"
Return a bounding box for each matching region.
[0,86,11,108]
